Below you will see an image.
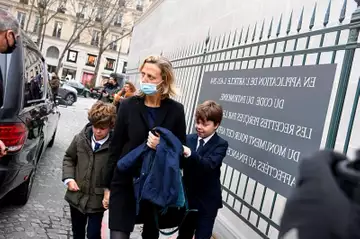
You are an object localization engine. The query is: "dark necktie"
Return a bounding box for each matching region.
[94,142,101,151]
[197,139,205,153]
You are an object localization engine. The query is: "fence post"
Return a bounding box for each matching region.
[187,31,211,133]
[325,1,360,149]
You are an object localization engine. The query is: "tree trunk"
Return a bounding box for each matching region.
[25,0,35,32]
[93,32,106,86]
[36,15,44,46]
[40,21,47,51]
[56,48,67,75]
[93,50,104,86]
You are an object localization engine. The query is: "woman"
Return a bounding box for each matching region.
[102,55,187,239]
[113,81,136,106]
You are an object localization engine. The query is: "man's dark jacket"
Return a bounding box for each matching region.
[279,150,360,239]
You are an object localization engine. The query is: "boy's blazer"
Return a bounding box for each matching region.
[182,133,228,216]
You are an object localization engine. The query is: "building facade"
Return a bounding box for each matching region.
[0,0,145,85]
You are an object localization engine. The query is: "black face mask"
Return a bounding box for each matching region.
[3,33,17,54]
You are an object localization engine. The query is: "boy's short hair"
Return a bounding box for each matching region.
[88,101,116,128]
[195,100,223,125]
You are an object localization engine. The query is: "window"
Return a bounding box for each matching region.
[91,30,100,46]
[96,7,103,22]
[86,54,97,67]
[136,0,143,11]
[114,15,122,26]
[105,58,115,70]
[77,3,86,18]
[17,12,26,29]
[52,21,62,38]
[33,16,40,33]
[109,35,118,51]
[67,50,78,63]
[62,68,77,80]
[122,61,127,73]
[24,47,46,106]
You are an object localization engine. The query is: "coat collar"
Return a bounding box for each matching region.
[81,123,112,151]
[136,96,170,130]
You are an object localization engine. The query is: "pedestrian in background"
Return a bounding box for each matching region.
[62,101,116,239]
[179,100,228,239]
[102,55,186,239]
[113,81,137,108]
[49,72,60,102]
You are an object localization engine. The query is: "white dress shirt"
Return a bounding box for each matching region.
[185,132,215,158]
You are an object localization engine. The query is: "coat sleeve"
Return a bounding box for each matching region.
[189,141,228,172]
[62,135,78,181]
[173,103,187,144]
[102,100,129,188]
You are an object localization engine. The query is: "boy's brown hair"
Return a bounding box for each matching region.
[195,100,223,125]
[88,101,116,128]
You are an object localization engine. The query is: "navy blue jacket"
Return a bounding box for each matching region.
[182,133,228,216]
[117,127,184,214]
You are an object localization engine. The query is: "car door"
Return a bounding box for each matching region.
[18,46,47,162]
[43,72,60,146]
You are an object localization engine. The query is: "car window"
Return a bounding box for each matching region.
[23,47,46,107]
[0,54,10,108]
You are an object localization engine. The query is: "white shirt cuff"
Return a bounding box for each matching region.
[64,178,75,186]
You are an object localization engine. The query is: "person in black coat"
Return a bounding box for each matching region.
[101,55,187,239]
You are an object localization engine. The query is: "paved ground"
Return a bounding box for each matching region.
[0,98,177,239]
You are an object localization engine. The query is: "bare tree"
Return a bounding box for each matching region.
[55,0,97,74]
[88,0,136,85]
[21,0,67,49]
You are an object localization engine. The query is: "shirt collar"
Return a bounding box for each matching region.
[92,134,109,145]
[198,132,215,145]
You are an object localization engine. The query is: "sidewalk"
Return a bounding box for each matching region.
[102,210,178,239]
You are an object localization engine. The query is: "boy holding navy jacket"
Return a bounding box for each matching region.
[179,100,229,239]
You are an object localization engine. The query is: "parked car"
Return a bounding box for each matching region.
[0,31,61,205]
[58,83,78,106]
[64,80,91,98]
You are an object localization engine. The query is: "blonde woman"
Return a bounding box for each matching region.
[102,56,186,239]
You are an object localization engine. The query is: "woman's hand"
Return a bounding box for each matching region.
[114,93,121,103]
[147,131,160,150]
[103,189,110,209]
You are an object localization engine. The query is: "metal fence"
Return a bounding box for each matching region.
[127,0,360,238]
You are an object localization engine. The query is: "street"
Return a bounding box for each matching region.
[0,98,176,239]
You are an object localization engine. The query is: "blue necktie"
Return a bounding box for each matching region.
[197,139,205,153]
[94,142,101,151]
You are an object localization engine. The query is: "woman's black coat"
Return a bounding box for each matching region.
[102,95,187,232]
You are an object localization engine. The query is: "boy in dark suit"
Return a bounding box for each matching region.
[178,100,229,239]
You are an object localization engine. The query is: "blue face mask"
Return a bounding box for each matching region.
[140,82,159,95]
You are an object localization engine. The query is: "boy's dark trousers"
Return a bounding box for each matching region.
[177,210,218,239]
[70,205,104,239]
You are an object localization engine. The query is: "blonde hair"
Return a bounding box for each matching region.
[139,55,178,99]
[88,101,116,128]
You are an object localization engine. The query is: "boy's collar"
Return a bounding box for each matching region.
[198,132,215,145]
[92,134,110,144]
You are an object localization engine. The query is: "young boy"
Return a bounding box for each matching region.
[62,101,116,239]
[179,100,229,239]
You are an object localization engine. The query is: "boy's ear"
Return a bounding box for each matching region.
[214,123,220,130]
